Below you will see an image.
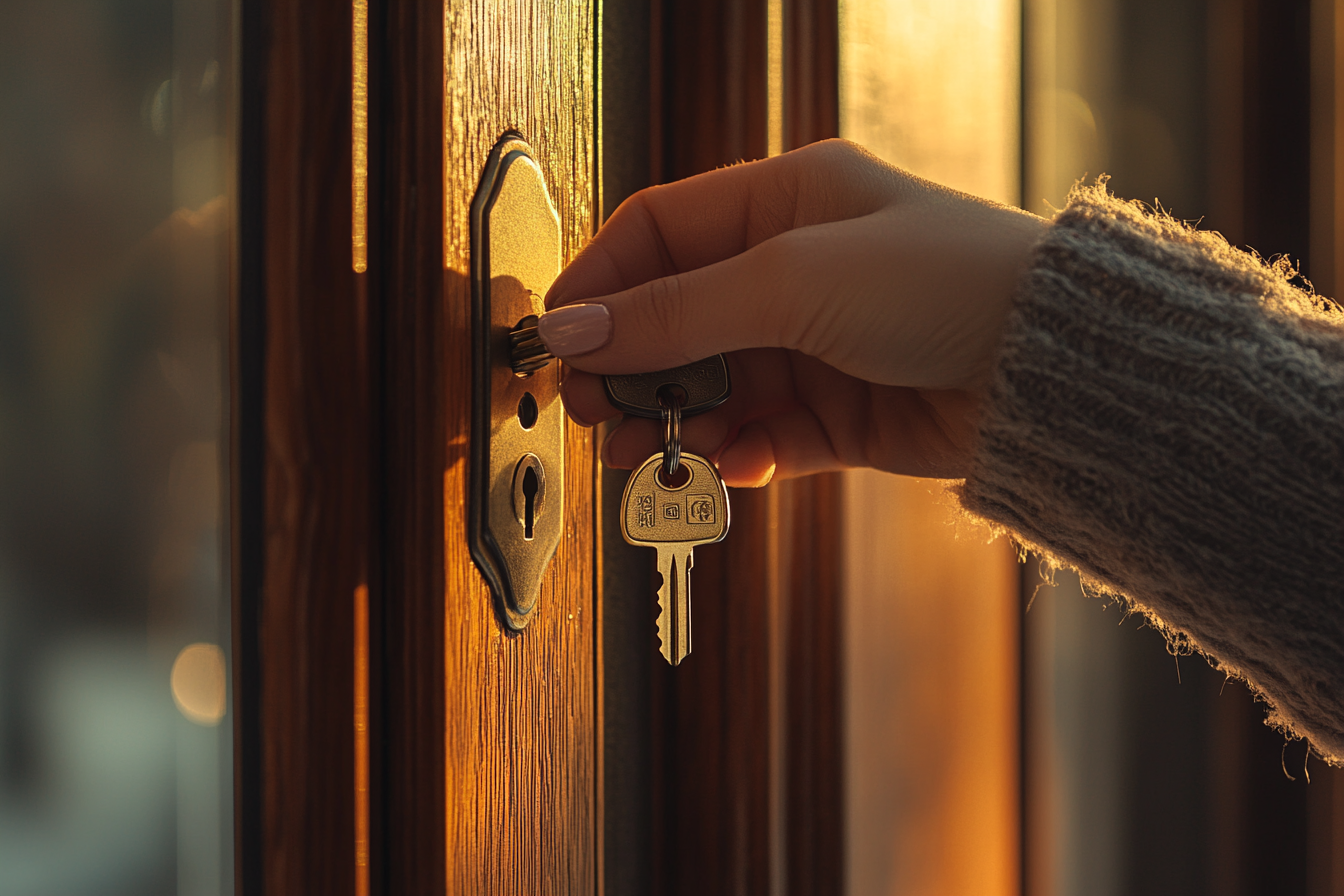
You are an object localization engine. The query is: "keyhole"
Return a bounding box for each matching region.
[512,454,546,539]
[522,464,539,540]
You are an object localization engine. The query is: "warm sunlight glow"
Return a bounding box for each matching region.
[840,0,1020,204]
[841,2,1021,894]
[171,643,227,726]
[767,0,784,156]
[352,0,369,273]
[355,583,370,896]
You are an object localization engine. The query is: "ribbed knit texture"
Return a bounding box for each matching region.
[961,182,1344,763]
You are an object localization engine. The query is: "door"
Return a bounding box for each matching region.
[237,1,596,892]
[237,2,1012,894]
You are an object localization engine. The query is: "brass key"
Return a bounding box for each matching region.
[621,452,730,665]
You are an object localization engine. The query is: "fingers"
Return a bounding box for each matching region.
[559,366,625,426]
[602,414,730,469]
[538,214,891,375]
[538,141,900,374]
[566,346,811,438]
[587,348,867,487]
[547,139,899,310]
[600,402,858,487]
[597,385,975,484]
[714,423,778,488]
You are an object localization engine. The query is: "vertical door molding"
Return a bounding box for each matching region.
[236,0,372,892]
[378,0,449,892]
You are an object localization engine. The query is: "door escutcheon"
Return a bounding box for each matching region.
[468,134,565,630]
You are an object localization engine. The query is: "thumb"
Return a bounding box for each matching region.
[537,232,816,374]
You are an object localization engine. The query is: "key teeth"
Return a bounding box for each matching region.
[657,613,687,666]
[655,552,691,667]
[656,608,675,665]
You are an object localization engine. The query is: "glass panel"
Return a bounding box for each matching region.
[0,2,234,894]
[838,3,1023,895]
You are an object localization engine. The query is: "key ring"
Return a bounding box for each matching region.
[658,388,684,479]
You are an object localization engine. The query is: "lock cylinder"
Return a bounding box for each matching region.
[509,314,555,376]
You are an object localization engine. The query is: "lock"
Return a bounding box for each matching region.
[467,134,565,630]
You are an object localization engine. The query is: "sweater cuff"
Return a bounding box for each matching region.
[960,182,1344,761]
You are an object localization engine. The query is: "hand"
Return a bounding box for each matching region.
[541,139,1047,487]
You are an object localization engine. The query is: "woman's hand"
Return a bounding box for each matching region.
[540,139,1047,487]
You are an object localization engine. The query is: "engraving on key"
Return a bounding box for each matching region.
[621,453,730,666]
[604,355,732,418]
[687,495,715,523]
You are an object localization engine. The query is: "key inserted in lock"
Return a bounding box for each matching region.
[468,134,566,630]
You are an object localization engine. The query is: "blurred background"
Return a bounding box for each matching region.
[839,0,1343,894]
[0,1,233,894]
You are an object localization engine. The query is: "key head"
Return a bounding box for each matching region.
[604,355,731,418]
[621,452,730,548]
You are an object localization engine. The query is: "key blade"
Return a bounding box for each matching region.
[655,546,693,665]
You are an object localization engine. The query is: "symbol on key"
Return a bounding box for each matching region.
[620,452,730,666]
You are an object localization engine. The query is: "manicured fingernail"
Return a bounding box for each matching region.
[538,303,612,357]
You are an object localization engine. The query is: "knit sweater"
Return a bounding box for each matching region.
[961,183,1344,764]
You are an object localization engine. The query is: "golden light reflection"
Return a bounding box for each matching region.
[352,0,369,273]
[840,2,1022,894]
[355,583,370,896]
[840,0,1020,204]
[767,0,784,157]
[170,643,227,726]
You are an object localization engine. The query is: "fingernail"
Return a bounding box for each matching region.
[538,303,612,357]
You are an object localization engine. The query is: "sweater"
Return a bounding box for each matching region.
[960,182,1344,764]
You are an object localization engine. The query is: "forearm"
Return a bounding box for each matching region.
[961,183,1344,762]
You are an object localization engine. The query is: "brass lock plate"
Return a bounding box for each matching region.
[468,134,565,630]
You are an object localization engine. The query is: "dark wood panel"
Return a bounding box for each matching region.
[597,4,658,894]
[233,0,267,889]
[376,0,447,892]
[653,489,774,895]
[658,0,769,179]
[241,1,370,892]
[781,474,844,892]
[784,0,840,153]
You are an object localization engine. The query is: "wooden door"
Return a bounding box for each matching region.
[237,1,596,893]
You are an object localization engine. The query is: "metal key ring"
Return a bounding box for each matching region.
[658,389,684,479]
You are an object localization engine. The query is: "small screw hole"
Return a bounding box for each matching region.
[657,464,691,489]
[518,392,539,430]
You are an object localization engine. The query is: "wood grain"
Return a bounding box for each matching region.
[441,2,597,893]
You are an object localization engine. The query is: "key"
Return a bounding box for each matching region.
[621,452,730,665]
[604,355,731,419]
